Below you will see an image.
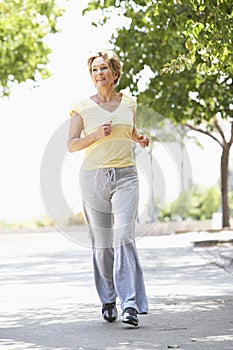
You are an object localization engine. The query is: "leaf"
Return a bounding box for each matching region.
[185,38,193,51]
[0,0,65,97]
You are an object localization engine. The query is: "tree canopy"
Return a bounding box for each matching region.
[0,0,65,97]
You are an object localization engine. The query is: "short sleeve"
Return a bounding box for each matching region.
[120,92,137,114]
[69,101,84,117]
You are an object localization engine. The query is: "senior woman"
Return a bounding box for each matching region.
[67,50,149,327]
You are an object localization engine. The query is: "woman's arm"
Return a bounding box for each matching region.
[67,112,113,153]
[132,113,149,148]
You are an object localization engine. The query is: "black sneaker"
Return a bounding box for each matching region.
[121,307,139,327]
[102,302,118,322]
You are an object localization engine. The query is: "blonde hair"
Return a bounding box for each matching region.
[87,50,122,85]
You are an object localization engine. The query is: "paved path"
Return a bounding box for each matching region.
[0,231,233,350]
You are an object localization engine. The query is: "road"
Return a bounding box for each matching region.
[0,230,233,350]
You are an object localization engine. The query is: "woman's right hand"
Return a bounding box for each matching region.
[94,121,112,140]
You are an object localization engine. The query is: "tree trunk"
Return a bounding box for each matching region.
[221,145,230,228]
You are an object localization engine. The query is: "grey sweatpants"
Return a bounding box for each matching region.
[79,166,148,314]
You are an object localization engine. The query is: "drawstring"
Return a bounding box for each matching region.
[106,168,116,184]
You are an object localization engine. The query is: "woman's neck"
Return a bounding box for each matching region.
[96,88,118,103]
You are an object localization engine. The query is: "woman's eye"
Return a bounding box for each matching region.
[92,66,108,72]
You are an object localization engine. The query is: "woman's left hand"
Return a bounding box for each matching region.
[137,135,150,148]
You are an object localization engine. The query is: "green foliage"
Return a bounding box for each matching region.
[36,215,54,227]
[0,0,65,97]
[159,185,222,221]
[0,214,54,229]
[187,185,221,220]
[158,190,192,221]
[66,212,87,226]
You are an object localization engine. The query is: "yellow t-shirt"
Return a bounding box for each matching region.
[70,93,136,169]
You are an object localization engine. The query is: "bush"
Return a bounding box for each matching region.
[158,185,222,221]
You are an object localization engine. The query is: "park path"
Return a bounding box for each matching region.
[0,230,233,350]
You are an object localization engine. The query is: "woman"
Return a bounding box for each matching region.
[67,50,149,327]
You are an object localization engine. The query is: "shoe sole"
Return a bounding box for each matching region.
[121,317,139,327]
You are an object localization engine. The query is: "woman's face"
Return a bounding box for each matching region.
[91,56,118,89]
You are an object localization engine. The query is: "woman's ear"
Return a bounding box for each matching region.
[114,73,119,85]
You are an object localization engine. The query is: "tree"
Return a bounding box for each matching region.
[0,0,65,97]
[84,0,233,228]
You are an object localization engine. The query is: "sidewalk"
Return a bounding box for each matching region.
[0,230,233,350]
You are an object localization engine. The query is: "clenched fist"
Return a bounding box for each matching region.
[94,121,112,140]
[136,135,150,148]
